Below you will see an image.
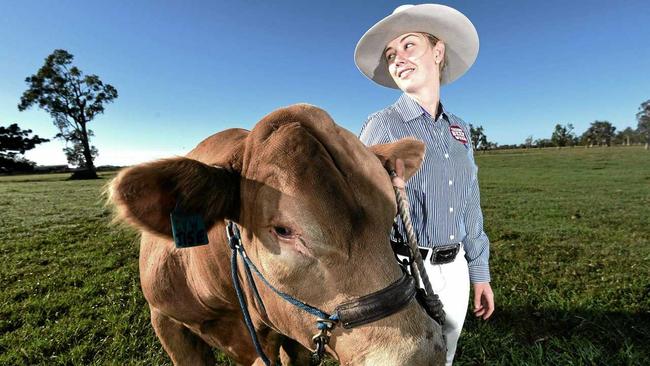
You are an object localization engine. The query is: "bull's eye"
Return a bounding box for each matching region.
[273,226,293,238]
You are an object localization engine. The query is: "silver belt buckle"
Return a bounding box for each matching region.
[431,244,460,264]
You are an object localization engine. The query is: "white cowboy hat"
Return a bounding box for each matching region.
[354,4,479,88]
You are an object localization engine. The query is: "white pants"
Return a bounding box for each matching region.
[421,245,470,366]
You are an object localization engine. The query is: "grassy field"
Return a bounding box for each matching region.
[1,146,649,365]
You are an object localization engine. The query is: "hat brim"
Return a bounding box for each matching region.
[354,4,479,89]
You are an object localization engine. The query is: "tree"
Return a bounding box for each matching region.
[637,100,650,150]
[64,138,99,168]
[614,127,638,146]
[485,141,498,151]
[524,135,534,148]
[551,123,576,148]
[18,49,118,179]
[580,121,616,147]
[58,128,99,168]
[0,123,49,173]
[534,138,553,148]
[572,135,580,146]
[469,124,488,150]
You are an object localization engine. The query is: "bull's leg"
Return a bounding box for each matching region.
[196,313,284,366]
[150,307,215,366]
[279,337,312,366]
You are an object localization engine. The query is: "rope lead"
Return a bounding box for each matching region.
[391,170,445,326]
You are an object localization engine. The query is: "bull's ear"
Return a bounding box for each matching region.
[368,138,426,181]
[109,157,239,237]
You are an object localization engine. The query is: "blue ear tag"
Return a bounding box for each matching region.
[170,206,209,248]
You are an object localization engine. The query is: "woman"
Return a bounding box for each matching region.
[355,4,494,365]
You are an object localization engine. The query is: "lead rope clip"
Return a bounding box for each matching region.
[310,318,335,365]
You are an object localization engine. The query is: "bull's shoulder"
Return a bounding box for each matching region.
[139,232,236,322]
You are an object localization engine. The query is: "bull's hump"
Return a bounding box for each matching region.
[188,128,249,166]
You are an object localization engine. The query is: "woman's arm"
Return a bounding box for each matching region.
[463,173,491,284]
[462,147,494,320]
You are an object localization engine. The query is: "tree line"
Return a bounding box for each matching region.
[469,102,650,151]
[2,49,648,175]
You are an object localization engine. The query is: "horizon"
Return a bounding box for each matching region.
[1,0,648,166]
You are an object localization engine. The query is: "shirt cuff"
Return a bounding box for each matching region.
[468,263,491,284]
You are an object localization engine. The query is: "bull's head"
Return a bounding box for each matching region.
[110,104,444,365]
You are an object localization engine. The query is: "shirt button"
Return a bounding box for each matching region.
[449,207,454,212]
[444,153,449,159]
[449,235,455,240]
[449,180,453,186]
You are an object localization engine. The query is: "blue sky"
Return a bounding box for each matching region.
[1,0,648,166]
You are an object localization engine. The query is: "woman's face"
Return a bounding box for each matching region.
[384,32,442,93]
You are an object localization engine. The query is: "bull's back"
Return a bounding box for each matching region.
[187,128,248,167]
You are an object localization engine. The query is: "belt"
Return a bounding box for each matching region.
[392,242,461,265]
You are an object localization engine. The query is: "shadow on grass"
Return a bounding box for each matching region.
[459,305,650,364]
[487,306,649,343]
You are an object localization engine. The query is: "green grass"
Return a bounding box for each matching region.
[1,146,649,365]
[459,146,650,365]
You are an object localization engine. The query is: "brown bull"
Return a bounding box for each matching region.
[109,104,445,365]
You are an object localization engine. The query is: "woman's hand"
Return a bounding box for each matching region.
[390,158,406,189]
[472,282,494,320]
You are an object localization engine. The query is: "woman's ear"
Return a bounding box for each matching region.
[434,41,445,64]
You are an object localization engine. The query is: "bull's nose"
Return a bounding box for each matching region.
[332,300,445,365]
[343,329,445,366]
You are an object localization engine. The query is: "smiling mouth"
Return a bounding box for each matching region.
[398,68,415,78]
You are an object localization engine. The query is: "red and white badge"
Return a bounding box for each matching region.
[449,125,468,144]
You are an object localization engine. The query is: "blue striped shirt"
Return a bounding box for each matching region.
[359,93,491,283]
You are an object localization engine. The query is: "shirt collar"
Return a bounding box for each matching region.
[393,93,448,123]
